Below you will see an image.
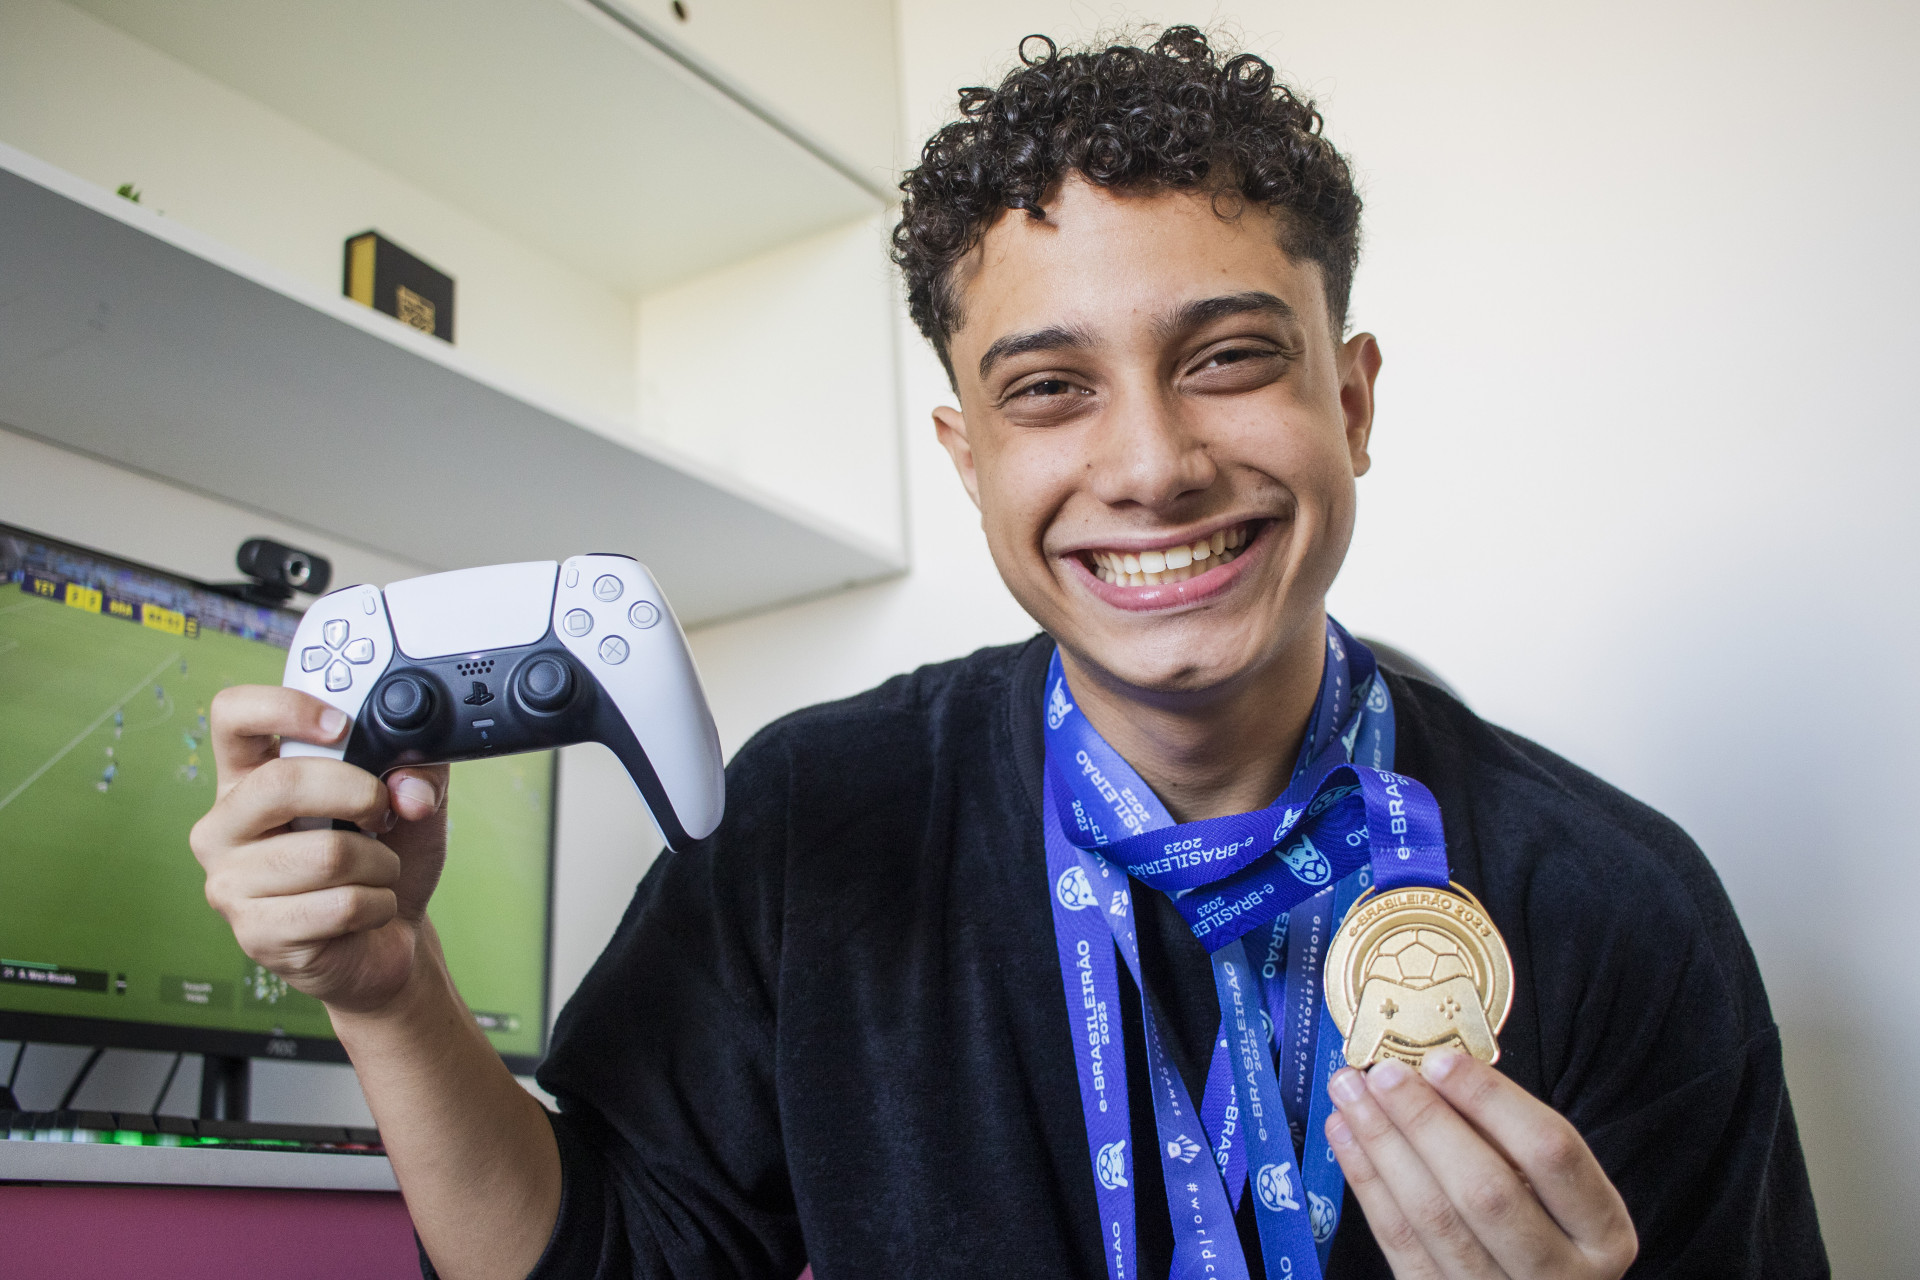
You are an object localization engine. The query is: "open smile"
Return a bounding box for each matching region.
[1063,519,1271,611]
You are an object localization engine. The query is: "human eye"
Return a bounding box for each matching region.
[997,374,1098,422]
[1186,341,1288,392]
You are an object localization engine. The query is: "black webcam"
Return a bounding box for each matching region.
[210,538,333,607]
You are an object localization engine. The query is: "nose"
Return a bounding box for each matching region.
[1085,385,1216,511]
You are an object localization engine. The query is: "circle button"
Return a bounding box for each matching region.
[627,601,660,630]
[598,635,630,665]
[593,575,624,602]
[562,608,594,637]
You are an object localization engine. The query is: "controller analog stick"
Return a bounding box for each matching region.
[376,675,435,731]
[517,656,575,713]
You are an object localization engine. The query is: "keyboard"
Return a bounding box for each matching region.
[1,1112,393,1191]
[3,1110,383,1154]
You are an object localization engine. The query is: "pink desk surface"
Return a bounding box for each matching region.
[0,1182,418,1278]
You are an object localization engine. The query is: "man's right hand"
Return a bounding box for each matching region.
[189,685,452,1015]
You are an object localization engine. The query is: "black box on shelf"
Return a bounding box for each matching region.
[343,230,455,342]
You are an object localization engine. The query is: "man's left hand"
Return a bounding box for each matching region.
[1326,1050,1638,1279]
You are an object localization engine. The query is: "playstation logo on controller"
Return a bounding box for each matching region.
[463,680,495,707]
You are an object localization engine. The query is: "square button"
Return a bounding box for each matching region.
[562,608,593,637]
[301,647,328,672]
[325,661,352,692]
[322,619,349,650]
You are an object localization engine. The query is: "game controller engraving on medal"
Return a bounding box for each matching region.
[281,556,724,850]
[1324,882,1513,1070]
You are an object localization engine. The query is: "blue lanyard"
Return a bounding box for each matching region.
[1043,620,1453,1279]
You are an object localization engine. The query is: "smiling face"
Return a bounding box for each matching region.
[934,177,1382,713]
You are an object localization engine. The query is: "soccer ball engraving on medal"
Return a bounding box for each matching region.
[1324,883,1514,1070]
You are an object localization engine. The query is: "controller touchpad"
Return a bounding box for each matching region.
[385,561,558,659]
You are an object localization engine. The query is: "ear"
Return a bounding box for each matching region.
[932,405,983,509]
[1338,333,1383,478]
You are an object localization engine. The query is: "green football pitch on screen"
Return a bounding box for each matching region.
[0,587,551,1061]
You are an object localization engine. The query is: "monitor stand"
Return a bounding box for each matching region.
[198,1055,250,1122]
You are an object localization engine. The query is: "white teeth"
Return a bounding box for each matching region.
[1084,523,1252,588]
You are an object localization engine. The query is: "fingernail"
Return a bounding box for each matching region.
[1326,1113,1353,1146]
[1330,1068,1366,1106]
[1370,1059,1412,1092]
[1424,1049,1465,1082]
[394,776,436,813]
[380,808,398,832]
[320,708,349,739]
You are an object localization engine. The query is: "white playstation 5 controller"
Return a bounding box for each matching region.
[281,556,724,849]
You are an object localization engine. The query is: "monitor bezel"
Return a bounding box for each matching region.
[0,521,555,1076]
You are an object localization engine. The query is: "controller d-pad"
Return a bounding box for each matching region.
[598,635,629,665]
[562,608,593,637]
[593,575,623,602]
[301,647,328,672]
[325,661,352,693]
[323,619,349,650]
[343,638,375,664]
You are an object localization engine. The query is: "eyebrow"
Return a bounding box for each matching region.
[974,292,1299,383]
[1155,291,1298,339]
[977,324,1095,382]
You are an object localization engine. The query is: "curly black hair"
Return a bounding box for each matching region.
[893,26,1362,385]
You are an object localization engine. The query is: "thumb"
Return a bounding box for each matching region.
[382,765,450,918]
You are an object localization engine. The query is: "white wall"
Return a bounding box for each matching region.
[684,2,1920,1274]
[635,213,906,559]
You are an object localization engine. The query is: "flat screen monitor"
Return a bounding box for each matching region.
[0,523,553,1073]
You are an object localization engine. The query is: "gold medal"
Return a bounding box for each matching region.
[1324,882,1514,1070]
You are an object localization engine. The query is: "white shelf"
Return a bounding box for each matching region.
[0,1137,396,1192]
[63,0,887,294]
[0,144,904,626]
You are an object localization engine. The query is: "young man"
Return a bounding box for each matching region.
[190,28,1824,1280]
